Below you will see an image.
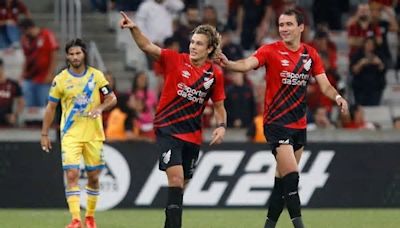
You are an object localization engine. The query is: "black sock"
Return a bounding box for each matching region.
[292,217,305,228]
[282,172,302,220]
[164,187,183,228]
[265,177,284,228]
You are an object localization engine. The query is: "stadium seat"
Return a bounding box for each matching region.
[362,105,392,129]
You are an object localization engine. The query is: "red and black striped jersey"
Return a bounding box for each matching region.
[253,41,325,129]
[154,49,225,145]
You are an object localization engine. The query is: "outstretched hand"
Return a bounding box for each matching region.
[119,11,136,29]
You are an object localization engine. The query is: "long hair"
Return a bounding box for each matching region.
[191,24,221,59]
[65,38,88,67]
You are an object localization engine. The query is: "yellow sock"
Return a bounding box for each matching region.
[85,186,99,217]
[66,186,81,220]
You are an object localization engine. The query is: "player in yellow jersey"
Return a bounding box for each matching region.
[40,39,117,228]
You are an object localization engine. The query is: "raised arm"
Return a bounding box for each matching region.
[217,53,259,73]
[119,11,162,60]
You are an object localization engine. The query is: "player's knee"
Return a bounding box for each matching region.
[168,174,184,187]
[65,169,80,184]
[87,176,100,188]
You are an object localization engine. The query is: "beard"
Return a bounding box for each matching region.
[69,60,83,69]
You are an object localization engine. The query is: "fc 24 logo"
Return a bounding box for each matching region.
[135,150,334,206]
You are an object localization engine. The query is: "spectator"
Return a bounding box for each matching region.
[106,93,152,141]
[130,71,157,139]
[346,3,382,57]
[0,58,24,126]
[235,0,272,50]
[135,0,184,46]
[246,109,266,143]
[369,0,399,68]
[350,37,386,106]
[0,0,30,49]
[173,4,200,53]
[221,27,243,61]
[202,5,225,32]
[19,18,59,108]
[393,116,400,129]
[307,106,335,131]
[340,104,376,129]
[309,29,338,70]
[225,71,256,128]
[312,0,349,30]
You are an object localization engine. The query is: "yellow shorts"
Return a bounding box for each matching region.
[61,140,105,171]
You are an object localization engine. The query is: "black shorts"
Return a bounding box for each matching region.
[264,124,306,156]
[156,134,200,180]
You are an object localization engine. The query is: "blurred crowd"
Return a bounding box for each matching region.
[1,0,400,143]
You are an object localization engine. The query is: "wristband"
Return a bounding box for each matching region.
[217,123,226,129]
[335,95,342,101]
[41,134,48,136]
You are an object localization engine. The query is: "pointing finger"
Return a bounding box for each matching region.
[120,11,128,19]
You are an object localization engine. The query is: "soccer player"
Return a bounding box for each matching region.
[120,12,227,228]
[217,9,349,228]
[40,39,117,228]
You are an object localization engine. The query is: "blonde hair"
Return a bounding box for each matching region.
[192,24,221,59]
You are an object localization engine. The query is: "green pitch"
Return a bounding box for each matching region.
[0,209,399,228]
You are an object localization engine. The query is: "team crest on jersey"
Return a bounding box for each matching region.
[304,59,312,71]
[281,59,289,66]
[182,70,191,78]
[203,78,214,90]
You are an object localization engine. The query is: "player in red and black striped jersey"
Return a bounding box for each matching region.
[120,12,227,228]
[218,9,348,228]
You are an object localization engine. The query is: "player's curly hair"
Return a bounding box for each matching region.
[192,24,221,59]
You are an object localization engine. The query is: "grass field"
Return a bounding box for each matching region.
[0,209,399,228]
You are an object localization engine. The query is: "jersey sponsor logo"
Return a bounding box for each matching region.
[281,59,290,66]
[304,59,312,71]
[136,150,334,206]
[162,149,171,164]
[279,51,289,55]
[181,70,191,78]
[177,82,207,104]
[280,71,310,87]
[76,145,130,210]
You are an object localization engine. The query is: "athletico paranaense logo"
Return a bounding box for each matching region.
[136,150,334,206]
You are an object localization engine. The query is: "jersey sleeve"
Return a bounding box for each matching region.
[310,48,325,76]
[48,75,62,103]
[252,44,270,69]
[96,71,109,88]
[158,49,180,78]
[210,66,226,102]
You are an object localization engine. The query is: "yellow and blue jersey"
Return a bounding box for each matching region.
[49,66,109,142]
